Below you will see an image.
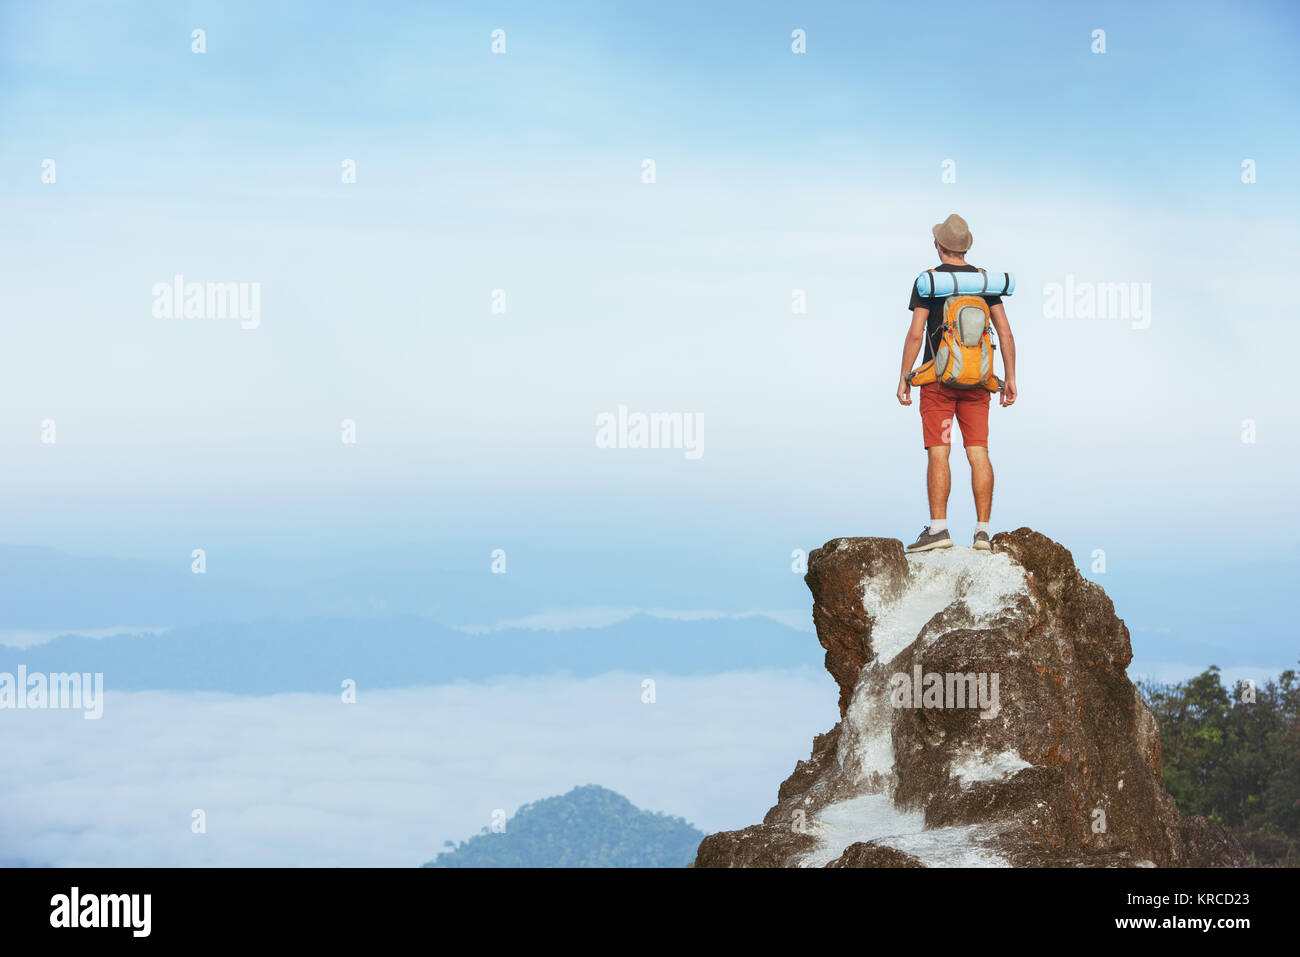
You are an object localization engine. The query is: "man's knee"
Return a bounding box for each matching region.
[927,445,951,460]
[965,445,989,464]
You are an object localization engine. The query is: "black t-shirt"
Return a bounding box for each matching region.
[907,263,1003,361]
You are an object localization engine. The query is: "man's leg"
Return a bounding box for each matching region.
[966,446,993,522]
[906,445,954,551]
[908,386,956,552]
[927,445,951,520]
[953,389,993,540]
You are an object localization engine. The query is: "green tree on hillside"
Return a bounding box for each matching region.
[1140,664,1300,866]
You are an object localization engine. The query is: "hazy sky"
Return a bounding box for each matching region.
[1,4,1297,696]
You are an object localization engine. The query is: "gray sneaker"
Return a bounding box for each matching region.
[973,530,991,551]
[905,525,953,553]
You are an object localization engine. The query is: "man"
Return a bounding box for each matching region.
[896,213,1017,553]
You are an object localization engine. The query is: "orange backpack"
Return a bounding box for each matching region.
[906,270,1003,392]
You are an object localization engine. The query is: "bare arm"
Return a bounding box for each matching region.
[989,302,1017,406]
[897,307,928,405]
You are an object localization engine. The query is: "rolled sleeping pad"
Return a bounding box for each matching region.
[914,269,1014,298]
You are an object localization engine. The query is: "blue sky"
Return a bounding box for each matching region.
[2,0,1298,670]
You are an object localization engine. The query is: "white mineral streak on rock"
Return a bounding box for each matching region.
[950,748,1032,787]
[800,549,1031,868]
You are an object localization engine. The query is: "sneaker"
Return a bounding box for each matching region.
[973,530,991,551]
[906,526,953,553]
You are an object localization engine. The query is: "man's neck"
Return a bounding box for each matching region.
[938,254,967,266]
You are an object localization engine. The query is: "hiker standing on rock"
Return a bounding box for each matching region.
[896,213,1017,554]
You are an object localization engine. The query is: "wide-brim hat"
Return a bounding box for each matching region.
[932,213,972,252]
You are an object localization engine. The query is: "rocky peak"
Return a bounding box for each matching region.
[694,528,1249,868]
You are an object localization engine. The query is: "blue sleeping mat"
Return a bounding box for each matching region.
[914,269,1014,298]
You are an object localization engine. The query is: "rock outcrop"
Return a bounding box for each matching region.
[694,528,1249,868]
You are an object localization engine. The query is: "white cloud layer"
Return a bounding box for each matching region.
[0,670,837,867]
[463,606,815,633]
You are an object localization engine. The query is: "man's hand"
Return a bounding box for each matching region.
[1000,377,1017,407]
[899,309,927,406]
[897,375,912,406]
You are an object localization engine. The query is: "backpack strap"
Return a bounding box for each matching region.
[924,269,936,298]
[979,268,988,294]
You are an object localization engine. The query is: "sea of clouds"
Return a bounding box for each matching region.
[0,669,836,867]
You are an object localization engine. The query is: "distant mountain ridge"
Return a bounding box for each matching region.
[0,613,819,693]
[423,785,703,868]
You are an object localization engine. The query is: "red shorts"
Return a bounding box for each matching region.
[919,382,990,448]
